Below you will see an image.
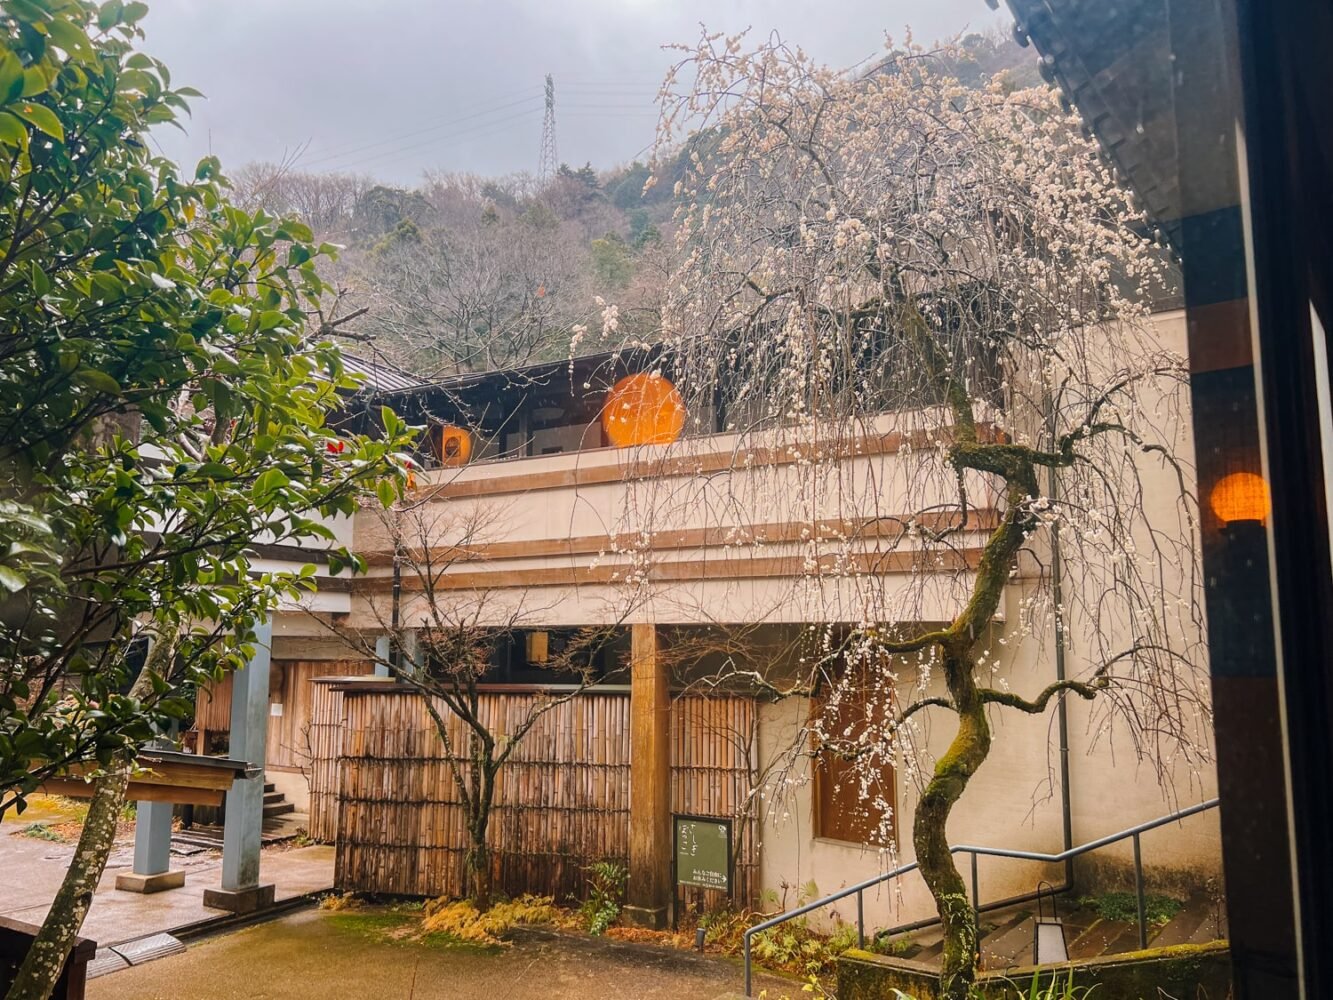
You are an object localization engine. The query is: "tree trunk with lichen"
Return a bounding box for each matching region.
[913,654,991,1000]
[6,636,174,1000]
[912,447,1039,999]
[4,769,129,1000]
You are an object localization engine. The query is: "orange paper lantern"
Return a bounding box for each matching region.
[1210,471,1271,524]
[601,373,686,447]
[436,425,473,467]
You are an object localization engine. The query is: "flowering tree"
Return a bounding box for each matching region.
[607,33,1208,997]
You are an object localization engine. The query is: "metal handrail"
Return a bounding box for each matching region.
[741,797,1220,996]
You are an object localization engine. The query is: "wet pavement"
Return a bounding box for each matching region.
[0,816,334,949]
[86,908,796,1000]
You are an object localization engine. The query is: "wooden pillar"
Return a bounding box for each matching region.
[625,623,671,928]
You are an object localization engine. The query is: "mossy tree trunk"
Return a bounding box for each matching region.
[6,636,175,1000]
[914,657,991,1000]
[4,769,129,1000]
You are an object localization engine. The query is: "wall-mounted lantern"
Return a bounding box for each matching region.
[436,425,473,467]
[601,373,686,447]
[1210,471,1271,525]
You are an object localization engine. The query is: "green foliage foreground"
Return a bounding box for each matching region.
[0,0,410,818]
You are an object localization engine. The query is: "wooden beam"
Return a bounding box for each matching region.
[420,424,1008,501]
[359,510,1000,567]
[625,623,671,928]
[356,546,984,594]
[40,778,223,808]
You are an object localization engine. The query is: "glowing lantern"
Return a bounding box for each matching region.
[601,373,687,448]
[1210,471,1271,525]
[436,425,473,467]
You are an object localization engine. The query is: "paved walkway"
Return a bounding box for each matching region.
[87,909,795,1000]
[0,817,334,948]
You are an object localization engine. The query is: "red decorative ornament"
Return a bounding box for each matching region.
[325,439,347,455]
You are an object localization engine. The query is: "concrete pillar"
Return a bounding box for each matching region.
[203,620,276,914]
[373,635,391,677]
[625,623,671,928]
[118,655,184,895]
[115,799,183,893]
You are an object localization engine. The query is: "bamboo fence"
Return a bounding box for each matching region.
[326,687,759,905]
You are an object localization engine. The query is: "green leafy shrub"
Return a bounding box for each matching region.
[579,860,628,936]
[1077,891,1182,927]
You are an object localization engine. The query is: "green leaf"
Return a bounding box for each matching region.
[29,260,49,296]
[45,17,94,61]
[253,468,291,499]
[376,478,397,509]
[10,101,63,142]
[0,112,28,151]
[21,67,48,98]
[0,52,23,103]
[195,462,236,480]
[98,1,125,29]
[0,566,27,593]
[72,368,122,395]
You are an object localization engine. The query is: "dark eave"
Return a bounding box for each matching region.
[1003,0,1183,250]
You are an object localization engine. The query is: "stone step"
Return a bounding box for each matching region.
[1149,907,1211,950]
[263,790,285,805]
[1067,919,1137,960]
[262,801,295,818]
[263,782,275,793]
[979,911,1037,969]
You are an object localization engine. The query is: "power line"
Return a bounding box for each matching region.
[298,93,543,170]
[319,108,542,173]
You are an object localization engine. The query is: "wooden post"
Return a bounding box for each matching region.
[625,623,671,928]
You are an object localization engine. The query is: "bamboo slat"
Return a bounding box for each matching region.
[328,688,759,905]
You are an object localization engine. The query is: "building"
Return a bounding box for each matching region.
[202,308,1224,940]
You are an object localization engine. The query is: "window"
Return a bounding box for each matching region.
[814,685,897,848]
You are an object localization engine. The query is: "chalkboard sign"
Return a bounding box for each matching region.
[674,814,732,893]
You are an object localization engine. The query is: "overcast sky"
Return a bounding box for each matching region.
[142,1,1011,187]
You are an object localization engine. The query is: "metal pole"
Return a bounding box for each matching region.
[971,851,981,949]
[1133,833,1148,950]
[1046,394,1076,887]
[857,890,865,948]
[743,933,752,997]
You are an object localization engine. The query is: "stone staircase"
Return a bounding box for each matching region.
[875,892,1227,971]
[172,781,310,850]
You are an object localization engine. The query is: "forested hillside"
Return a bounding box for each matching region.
[230,31,1039,377]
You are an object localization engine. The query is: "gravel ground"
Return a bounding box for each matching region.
[87,908,799,1000]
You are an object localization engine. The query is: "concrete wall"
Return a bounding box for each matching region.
[752,584,1220,933]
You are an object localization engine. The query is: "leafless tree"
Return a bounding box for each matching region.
[317,501,630,908]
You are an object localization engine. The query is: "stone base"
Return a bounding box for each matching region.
[115,870,186,894]
[622,904,668,929]
[202,883,276,915]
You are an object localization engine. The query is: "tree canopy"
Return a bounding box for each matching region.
[0,0,409,819]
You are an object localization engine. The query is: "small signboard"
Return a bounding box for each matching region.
[673,814,732,894]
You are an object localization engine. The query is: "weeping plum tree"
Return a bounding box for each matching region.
[601,32,1209,997]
